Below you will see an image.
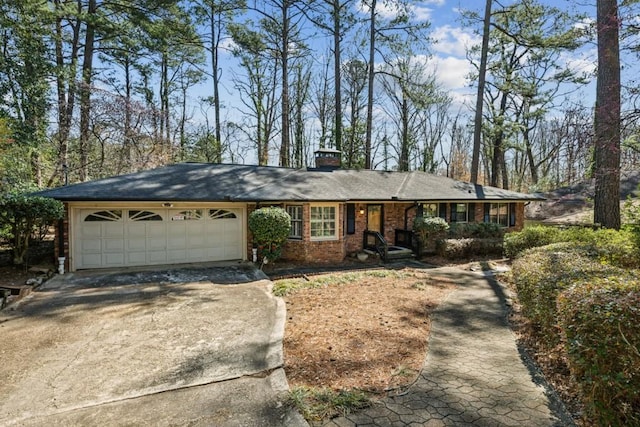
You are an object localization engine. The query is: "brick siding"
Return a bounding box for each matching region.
[58,200,526,271]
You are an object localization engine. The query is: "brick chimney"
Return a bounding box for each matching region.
[314,148,341,170]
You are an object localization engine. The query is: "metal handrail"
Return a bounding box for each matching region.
[363,230,388,261]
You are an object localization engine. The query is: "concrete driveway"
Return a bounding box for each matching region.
[0,262,307,426]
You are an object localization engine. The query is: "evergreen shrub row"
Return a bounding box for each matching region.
[447,222,504,239]
[509,226,640,425]
[511,242,627,347]
[558,277,640,426]
[504,225,640,268]
[436,238,504,259]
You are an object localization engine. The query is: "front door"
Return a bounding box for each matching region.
[367,204,384,234]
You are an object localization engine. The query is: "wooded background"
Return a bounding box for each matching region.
[1,0,638,199]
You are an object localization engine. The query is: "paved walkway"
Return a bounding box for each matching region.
[319,267,574,427]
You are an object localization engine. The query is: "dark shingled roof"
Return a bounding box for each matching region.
[35,163,544,202]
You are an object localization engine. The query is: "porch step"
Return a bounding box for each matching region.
[386,245,414,260]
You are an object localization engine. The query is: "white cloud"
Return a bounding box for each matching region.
[431,25,478,57]
[412,5,434,21]
[429,55,471,90]
[559,48,597,77]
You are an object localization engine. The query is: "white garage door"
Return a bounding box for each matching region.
[74,207,244,269]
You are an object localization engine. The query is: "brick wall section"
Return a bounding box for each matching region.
[514,202,525,231]
[281,203,347,263]
[383,203,412,243]
[344,204,367,254]
[247,200,527,264]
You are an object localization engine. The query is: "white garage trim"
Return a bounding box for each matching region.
[69,202,247,271]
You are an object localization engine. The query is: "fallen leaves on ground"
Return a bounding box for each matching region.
[279,268,457,394]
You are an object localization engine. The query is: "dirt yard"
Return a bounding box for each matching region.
[277,266,458,394]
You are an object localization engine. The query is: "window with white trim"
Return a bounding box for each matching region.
[310,205,337,240]
[286,205,303,239]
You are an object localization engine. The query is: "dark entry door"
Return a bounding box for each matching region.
[367,204,383,234]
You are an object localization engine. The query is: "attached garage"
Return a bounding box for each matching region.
[72,206,244,270]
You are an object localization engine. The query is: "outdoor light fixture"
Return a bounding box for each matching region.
[359,208,365,215]
[162,202,173,207]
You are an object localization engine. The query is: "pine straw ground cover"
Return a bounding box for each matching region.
[273,267,458,420]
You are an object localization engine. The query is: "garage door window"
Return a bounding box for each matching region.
[129,210,163,221]
[84,210,122,222]
[172,209,203,220]
[209,209,236,219]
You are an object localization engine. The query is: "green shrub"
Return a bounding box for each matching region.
[503,225,561,258]
[511,242,626,347]
[413,216,449,254]
[0,193,64,265]
[558,278,640,426]
[562,227,640,268]
[413,216,449,240]
[448,222,504,239]
[436,238,503,259]
[248,207,291,262]
[504,225,640,267]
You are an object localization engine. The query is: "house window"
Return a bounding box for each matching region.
[486,203,509,226]
[451,203,468,223]
[286,205,303,239]
[310,205,337,240]
[422,203,438,217]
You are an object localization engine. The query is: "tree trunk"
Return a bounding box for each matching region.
[399,95,409,171]
[78,0,96,182]
[161,51,171,154]
[524,126,538,185]
[279,2,291,167]
[211,7,222,163]
[593,0,621,229]
[123,57,132,173]
[333,5,342,153]
[471,0,492,184]
[364,0,376,169]
[491,91,508,188]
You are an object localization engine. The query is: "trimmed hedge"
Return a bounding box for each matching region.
[448,222,504,239]
[505,226,640,268]
[436,238,503,259]
[563,227,640,268]
[503,225,562,258]
[558,278,640,426]
[511,242,627,347]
